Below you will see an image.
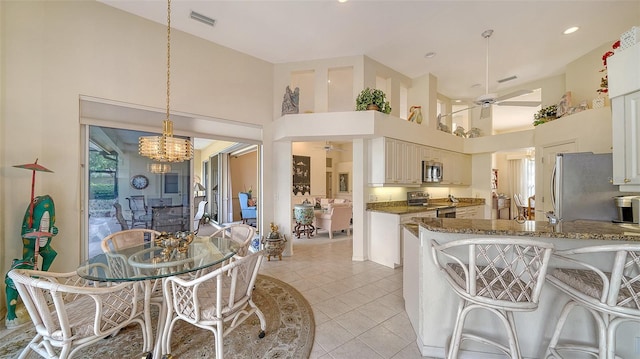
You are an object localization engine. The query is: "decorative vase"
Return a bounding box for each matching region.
[261,235,287,261]
[366,104,380,111]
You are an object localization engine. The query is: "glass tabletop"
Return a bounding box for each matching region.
[77,236,237,282]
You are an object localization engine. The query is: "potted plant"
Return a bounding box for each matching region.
[533,104,557,126]
[356,88,392,114]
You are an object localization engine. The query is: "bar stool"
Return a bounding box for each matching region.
[545,244,640,359]
[431,238,554,358]
[293,204,315,239]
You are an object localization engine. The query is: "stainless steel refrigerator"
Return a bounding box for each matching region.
[552,152,620,222]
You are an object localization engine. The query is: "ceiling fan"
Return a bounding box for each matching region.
[316,141,344,152]
[440,29,541,121]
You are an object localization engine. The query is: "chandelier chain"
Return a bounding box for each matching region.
[166,0,171,120]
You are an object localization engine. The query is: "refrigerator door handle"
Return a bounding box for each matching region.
[550,164,557,211]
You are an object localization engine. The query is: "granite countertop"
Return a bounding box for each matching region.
[367,198,485,215]
[416,218,640,242]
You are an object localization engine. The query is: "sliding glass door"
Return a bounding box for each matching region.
[87,125,191,257]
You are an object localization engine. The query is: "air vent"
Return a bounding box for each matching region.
[190,11,216,27]
[497,75,517,84]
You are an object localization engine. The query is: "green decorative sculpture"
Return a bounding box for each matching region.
[5,195,59,328]
[5,160,56,328]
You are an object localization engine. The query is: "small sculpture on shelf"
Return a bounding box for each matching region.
[281,85,300,115]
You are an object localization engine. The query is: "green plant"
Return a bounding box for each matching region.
[355,88,391,114]
[533,104,557,126]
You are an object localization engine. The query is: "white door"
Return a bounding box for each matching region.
[541,142,577,214]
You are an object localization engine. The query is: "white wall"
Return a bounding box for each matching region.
[1,0,273,293]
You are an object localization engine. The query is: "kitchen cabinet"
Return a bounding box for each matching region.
[402,225,419,332]
[369,137,421,186]
[441,151,471,186]
[609,43,640,190]
[369,209,437,268]
[456,205,484,219]
[369,137,471,187]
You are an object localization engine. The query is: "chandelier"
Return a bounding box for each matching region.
[147,163,172,174]
[139,0,193,163]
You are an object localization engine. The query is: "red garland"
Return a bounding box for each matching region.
[598,40,621,94]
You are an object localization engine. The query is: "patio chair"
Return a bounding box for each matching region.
[160,251,266,358]
[127,195,151,228]
[8,266,149,359]
[193,200,208,233]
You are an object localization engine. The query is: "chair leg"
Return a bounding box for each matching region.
[449,301,524,359]
[251,299,267,338]
[216,322,224,359]
[546,300,607,359]
[447,299,468,359]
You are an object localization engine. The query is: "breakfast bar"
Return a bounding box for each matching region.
[403,218,640,359]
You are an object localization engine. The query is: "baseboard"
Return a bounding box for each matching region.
[416,338,526,359]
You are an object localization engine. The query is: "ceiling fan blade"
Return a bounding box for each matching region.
[495,101,541,107]
[439,105,478,118]
[495,89,533,102]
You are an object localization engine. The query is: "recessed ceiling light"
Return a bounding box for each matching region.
[563,26,579,35]
[424,52,436,58]
[338,0,348,3]
[454,100,462,103]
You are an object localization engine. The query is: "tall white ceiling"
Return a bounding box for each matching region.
[98,0,639,131]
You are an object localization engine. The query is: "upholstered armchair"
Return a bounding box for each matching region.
[238,192,257,225]
[314,203,352,239]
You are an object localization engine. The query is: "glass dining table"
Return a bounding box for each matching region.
[77,235,238,358]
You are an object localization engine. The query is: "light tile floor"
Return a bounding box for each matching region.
[258,232,433,359]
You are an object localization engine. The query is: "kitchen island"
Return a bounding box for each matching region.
[404,218,640,359]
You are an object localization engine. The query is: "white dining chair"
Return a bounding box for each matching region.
[431,237,554,359]
[212,223,256,257]
[160,250,266,358]
[545,243,640,359]
[8,266,149,359]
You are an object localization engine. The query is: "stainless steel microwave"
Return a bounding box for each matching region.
[422,160,443,183]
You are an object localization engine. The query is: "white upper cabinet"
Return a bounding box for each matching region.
[369,137,471,187]
[609,43,640,190]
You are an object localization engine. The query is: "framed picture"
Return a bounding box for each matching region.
[338,173,349,193]
[292,155,311,195]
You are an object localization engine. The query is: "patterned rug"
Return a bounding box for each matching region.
[0,275,315,359]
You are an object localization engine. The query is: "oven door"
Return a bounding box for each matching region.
[437,207,456,218]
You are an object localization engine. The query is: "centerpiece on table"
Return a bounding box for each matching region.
[355,88,392,114]
[533,104,557,126]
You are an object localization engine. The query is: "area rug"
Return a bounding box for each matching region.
[0,274,315,359]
